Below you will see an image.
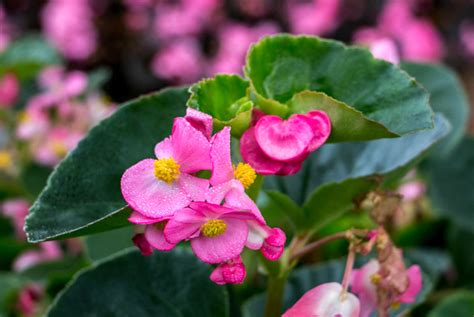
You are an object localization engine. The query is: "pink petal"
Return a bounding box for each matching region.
[350,260,379,316]
[13,251,44,272]
[240,127,283,175]
[185,107,213,139]
[145,224,176,251]
[206,179,245,205]
[189,201,238,219]
[178,174,209,202]
[128,211,161,225]
[246,223,268,250]
[191,218,248,263]
[121,159,190,218]
[132,233,154,256]
[164,207,206,244]
[210,127,234,186]
[63,71,87,97]
[40,241,62,260]
[277,159,305,176]
[254,115,314,161]
[210,256,246,285]
[261,227,286,261]
[283,282,360,317]
[305,110,332,151]
[154,137,174,159]
[398,265,422,303]
[171,117,211,173]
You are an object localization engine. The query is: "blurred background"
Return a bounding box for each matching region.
[0,0,473,316]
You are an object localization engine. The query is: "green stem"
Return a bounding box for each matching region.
[247,174,264,201]
[263,273,288,317]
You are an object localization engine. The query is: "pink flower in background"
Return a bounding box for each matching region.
[33,127,83,166]
[210,256,246,285]
[460,21,474,56]
[0,73,20,107]
[121,117,211,219]
[240,111,331,175]
[151,39,205,84]
[42,0,97,60]
[398,181,426,201]
[13,241,62,272]
[351,260,423,317]
[16,284,44,317]
[399,19,444,61]
[287,0,341,35]
[209,22,279,75]
[2,199,29,239]
[378,0,414,37]
[354,28,400,64]
[0,5,13,52]
[283,282,360,317]
[164,201,259,263]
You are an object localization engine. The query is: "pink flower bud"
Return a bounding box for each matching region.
[210,256,246,285]
[0,73,19,107]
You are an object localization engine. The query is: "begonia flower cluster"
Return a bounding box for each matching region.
[121,108,289,285]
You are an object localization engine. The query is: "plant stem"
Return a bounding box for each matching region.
[263,273,288,317]
[341,245,356,292]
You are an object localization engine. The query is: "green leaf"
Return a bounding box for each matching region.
[0,34,61,80]
[84,226,134,262]
[243,258,434,317]
[288,91,397,142]
[47,249,229,317]
[448,226,474,288]
[428,291,474,317]
[262,190,305,229]
[0,274,25,315]
[245,35,433,136]
[20,257,88,282]
[25,87,189,242]
[188,74,253,137]
[422,137,474,233]
[265,114,449,231]
[401,63,469,158]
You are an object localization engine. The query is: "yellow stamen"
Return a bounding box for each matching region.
[19,111,29,123]
[201,219,227,238]
[0,151,12,169]
[154,158,180,184]
[390,301,401,310]
[233,162,256,189]
[51,141,68,157]
[370,273,381,285]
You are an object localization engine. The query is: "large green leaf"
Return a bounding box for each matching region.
[265,115,449,231]
[84,227,134,262]
[448,226,474,288]
[422,137,474,233]
[288,91,397,142]
[25,87,189,242]
[428,291,474,317]
[47,249,229,317]
[401,63,469,157]
[245,35,433,136]
[0,34,61,80]
[243,256,434,317]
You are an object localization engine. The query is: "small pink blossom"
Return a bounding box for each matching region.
[460,21,474,56]
[0,73,19,107]
[398,181,426,201]
[129,213,177,252]
[132,232,154,256]
[354,28,400,64]
[121,117,211,219]
[283,282,360,317]
[351,260,423,317]
[210,256,246,285]
[287,0,341,35]
[398,19,444,62]
[1,199,29,239]
[13,241,62,272]
[33,127,83,166]
[16,284,44,317]
[240,111,331,175]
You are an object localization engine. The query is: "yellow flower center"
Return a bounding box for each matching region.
[154,158,181,184]
[233,162,256,189]
[390,301,401,310]
[0,151,12,169]
[51,141,68,157]
[370,273,381,285]
[201,219,227,238]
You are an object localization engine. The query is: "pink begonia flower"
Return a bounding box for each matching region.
[378,0,414,37]
[460,21,474,56]
[129,213,177,252]
[33,127,83,166]
[2,199,30,239]
[121,117,211,219]
[353,28,400,64]
[13,241,62,272]
[287,0,341,35]
[240,111,331,175]
[283,282,360,317]
[0,73,19,107]
[210,256,246,285]
[16,284,44,317]
[398,181,426,201]
[151,39,204,84]
[209,22,280,75]
[164,201,259,263]
[184,107,213,140]
[42,0,97,60]
[351,260,422,317]
[399,19,444,62]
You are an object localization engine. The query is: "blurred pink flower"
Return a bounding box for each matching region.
[283,282,360,317]
[0,73,20,107]
[460,21,474,56]
[399,19,444,61]
[398,181,426,201]
[16,284,44,317]
[33,127,83,166]
[0,5,13,52]
[287,0,341,35]
[209,22,280,75]
[354,28,400,64]
[378,0,414,37]
[1,199,29,239]
[42,0,97,60]
[13,241,62,272]
[151,39,205,83]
